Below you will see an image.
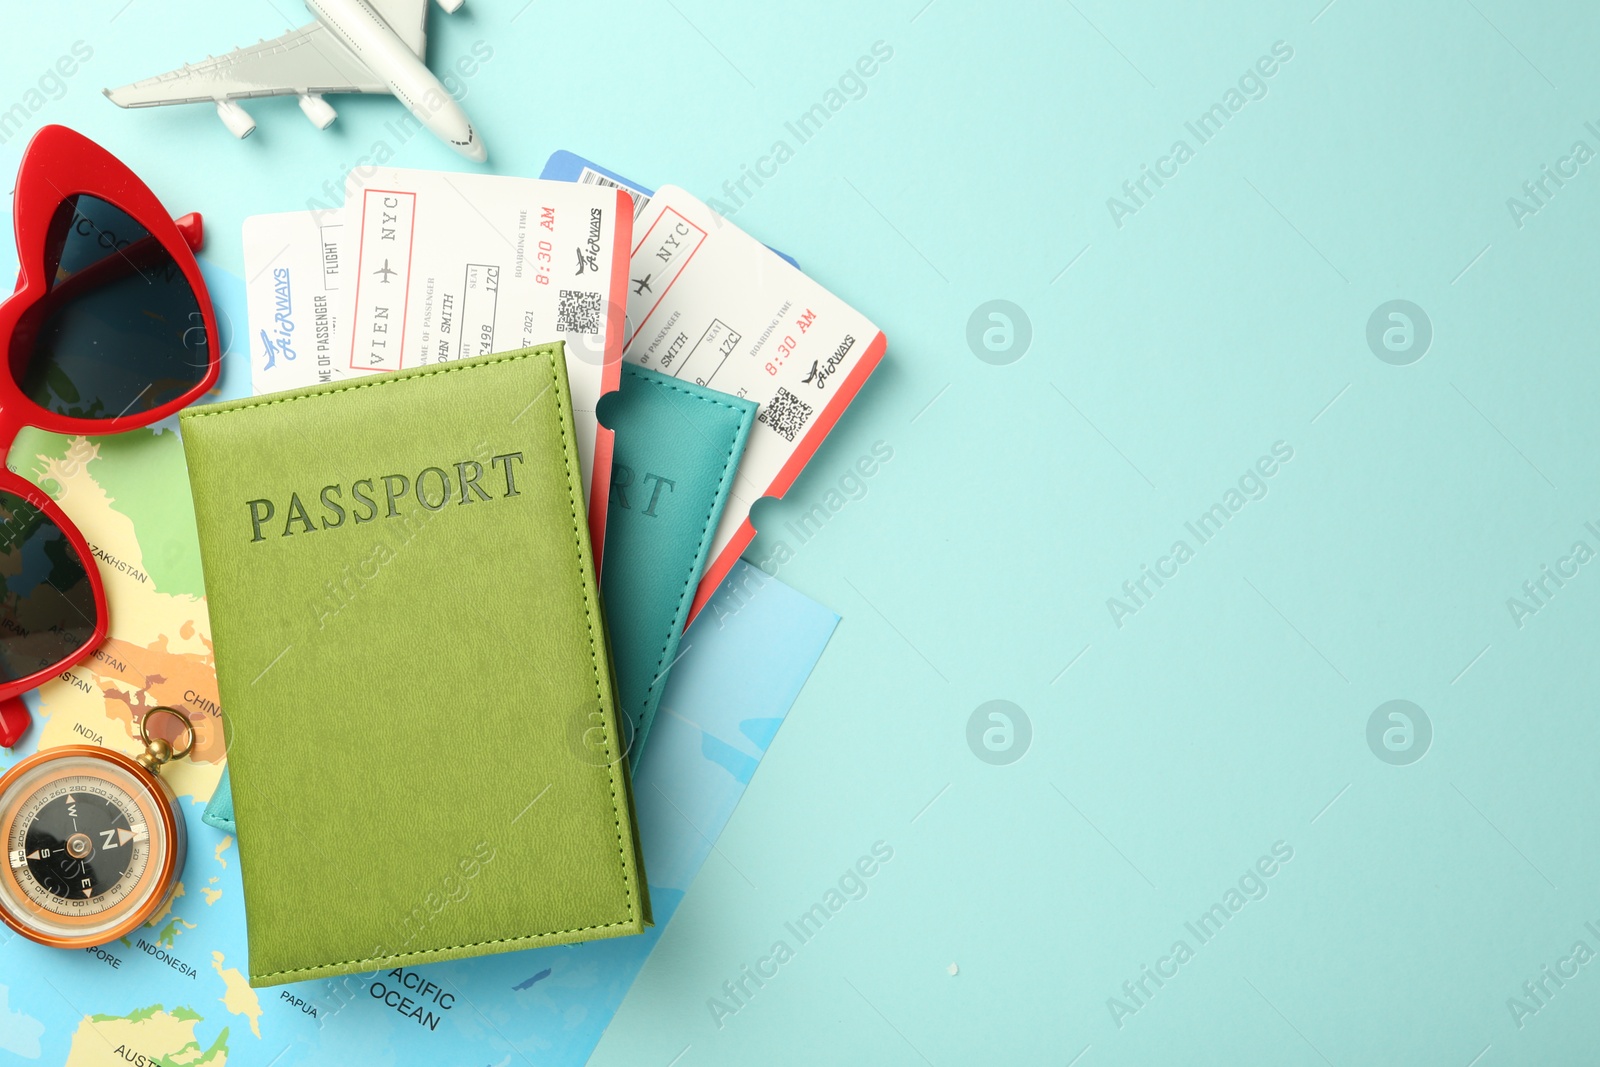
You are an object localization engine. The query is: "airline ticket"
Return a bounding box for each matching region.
[622,186,887,620]
[342,168,630,554]
[539,150,800,268]
[243,172,633,562]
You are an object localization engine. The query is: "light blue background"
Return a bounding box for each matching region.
[4,1,1597,1063]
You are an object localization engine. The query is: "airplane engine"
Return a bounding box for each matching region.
[435,0,464,12]
[298,93,338,129]
[214,99,256,139]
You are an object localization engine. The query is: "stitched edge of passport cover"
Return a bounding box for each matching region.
[618,364,755,765]
[180,345,649,983]
[201,766,237,834]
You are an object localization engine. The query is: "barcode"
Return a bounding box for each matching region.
[578,167,651,220]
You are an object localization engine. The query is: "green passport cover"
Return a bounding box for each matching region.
[601,365,755,769]
[179,345,650,987]
[203,363,754,826]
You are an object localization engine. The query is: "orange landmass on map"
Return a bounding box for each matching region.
[83,634,224,764]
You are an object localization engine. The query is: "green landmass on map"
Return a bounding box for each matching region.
[85,1004,202,1024]
[74,1005,226,1067]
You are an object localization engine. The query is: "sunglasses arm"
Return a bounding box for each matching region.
[10,211,204,292]
[174,212,204,253]
[0,696,29,748]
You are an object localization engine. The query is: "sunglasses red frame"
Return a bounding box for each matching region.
[0,125,220,747]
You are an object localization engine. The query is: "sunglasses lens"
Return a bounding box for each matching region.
[11,194,210,420]
[0,490,96,683]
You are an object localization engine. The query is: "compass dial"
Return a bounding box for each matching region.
[13,775,149,914]
[0,747,183,947]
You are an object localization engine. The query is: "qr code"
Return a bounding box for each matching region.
[557,290,603,335]
[758,387,814,442]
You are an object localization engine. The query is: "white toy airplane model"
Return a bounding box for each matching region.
[104,0,487,162]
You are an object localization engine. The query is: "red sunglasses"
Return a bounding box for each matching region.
[0,125,220,748]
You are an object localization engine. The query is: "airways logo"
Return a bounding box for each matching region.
[574,207,604,274]
[801,334,855,390]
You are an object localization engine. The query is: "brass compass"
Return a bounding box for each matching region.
[0,707,192,948]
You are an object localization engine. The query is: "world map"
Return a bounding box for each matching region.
[0,352,837,1065]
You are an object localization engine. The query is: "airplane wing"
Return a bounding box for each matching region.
[369,0,430,58]
[104,23,388,106]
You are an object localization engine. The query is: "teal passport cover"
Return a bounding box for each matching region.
[181,345,650,986]
[601,364,756,768]
[204,766,236,834]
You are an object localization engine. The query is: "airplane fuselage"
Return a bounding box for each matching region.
[305,0,486,161]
